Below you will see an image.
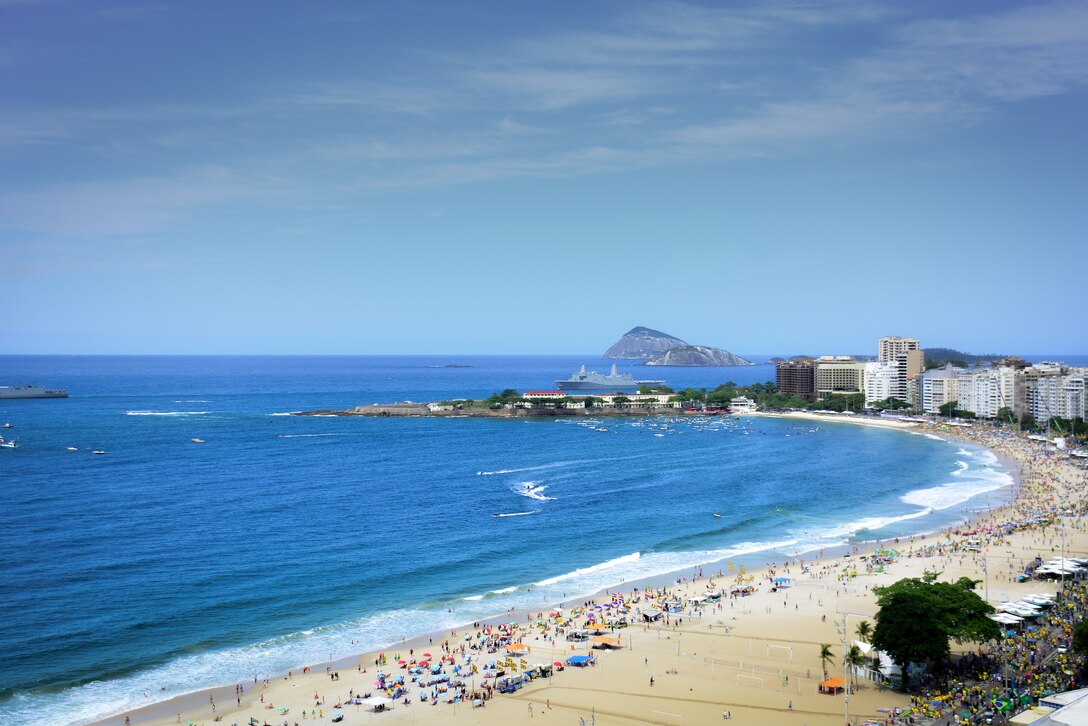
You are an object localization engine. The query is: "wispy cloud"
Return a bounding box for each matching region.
[0,166,278,237]
[2,0,1086,237]
[665,1,1088,156]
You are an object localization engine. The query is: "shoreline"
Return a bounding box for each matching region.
[746,409,920,430]
[81,418,1074,726]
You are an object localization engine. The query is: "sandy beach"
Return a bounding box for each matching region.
[100,419,1088,726]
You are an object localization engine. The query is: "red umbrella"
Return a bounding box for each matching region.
[419,660,429,667]
[422,653,432,658]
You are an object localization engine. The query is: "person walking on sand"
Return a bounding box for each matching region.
[528,703,533,718]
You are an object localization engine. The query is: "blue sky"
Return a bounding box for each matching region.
[3,0,1086,355]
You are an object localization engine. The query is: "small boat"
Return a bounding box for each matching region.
[92,450,106,455]
[0,440,16,449]
[191,438,205,443]
[67,446,79,451]
[713,513,721,518]
[3,422,12,428]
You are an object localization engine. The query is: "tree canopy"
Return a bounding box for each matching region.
[871,575,999,688]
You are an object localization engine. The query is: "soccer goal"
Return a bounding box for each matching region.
[736,673,764,689]
[766,644,794,662]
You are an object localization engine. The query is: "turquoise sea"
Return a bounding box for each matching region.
[0,355,1029,724]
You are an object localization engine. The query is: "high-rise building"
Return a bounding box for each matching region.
[878,336,924,404]
[955,367,1017,419]
[878,336,920,363]
[1021,365,1088,422]
[863,361,898,406]
[776,358,816,400]
[920,364,969,414]
[1014,363,1065,420]
[815,356,866,400]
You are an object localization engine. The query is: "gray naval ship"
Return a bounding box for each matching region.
[555,364,665,392]
[0,385,68,399]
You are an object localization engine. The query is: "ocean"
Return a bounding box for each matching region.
[0,354,1056,724]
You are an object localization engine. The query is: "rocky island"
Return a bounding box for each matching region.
[644,345,752,366]
[603,325,753,366]
[603,326,688,359]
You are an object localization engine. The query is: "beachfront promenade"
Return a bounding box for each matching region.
[105,420,1088,726]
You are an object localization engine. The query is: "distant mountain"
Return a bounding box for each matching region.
[644,345,753,367]
[924,347,1005,365]
[603,326,688,359]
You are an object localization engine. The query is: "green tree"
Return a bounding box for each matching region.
[706,385,738,406]
[845,644,866,690]
[611,396,630,406]
[855,620,872,643]
[582,396,599,408]
[871,575,999,690]
[938,400,959,417]
[1072,621,1088,676]
[676,388,706,403]
[870,398,911,411]
[818,643,836,681]
[821,393,866,412]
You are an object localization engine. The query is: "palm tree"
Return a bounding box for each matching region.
[845,644,866,691]
[818,643,836,681]
[855,620,872,643]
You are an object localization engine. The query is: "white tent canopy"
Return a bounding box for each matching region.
[363,695,393,710]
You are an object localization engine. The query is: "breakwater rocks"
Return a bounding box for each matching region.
[294,404,685,418]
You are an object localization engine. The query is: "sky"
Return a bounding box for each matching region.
[2,0,1086,356]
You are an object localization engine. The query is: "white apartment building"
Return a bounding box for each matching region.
[863,361,898,407]
[955,367,1017,419]
[920,364,969,414]
[1026,369,1088,422]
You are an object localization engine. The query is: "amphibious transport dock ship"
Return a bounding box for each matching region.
[0,385,68,399]
[556,364,665,393]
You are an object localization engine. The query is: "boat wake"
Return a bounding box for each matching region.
[477,461,574,476]
[511,482,556,501]
[492,511,538,518]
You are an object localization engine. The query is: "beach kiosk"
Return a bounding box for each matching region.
[591,635,621,649]
[818,677,845,695]
[566,655,593,668]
